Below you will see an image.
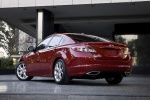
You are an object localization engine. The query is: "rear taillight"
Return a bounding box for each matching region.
[71,45,96,53]
[123,48,130,59]
[124,48,130,55]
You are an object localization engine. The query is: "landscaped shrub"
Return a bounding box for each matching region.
[0,57,15,69]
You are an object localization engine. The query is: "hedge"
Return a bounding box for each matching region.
[0,57,16,69]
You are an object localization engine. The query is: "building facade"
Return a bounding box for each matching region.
[0,0,150,74]
[18,31,36,55]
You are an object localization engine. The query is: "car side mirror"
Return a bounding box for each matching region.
[28,46,35,52]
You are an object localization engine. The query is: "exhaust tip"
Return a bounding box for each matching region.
[86,71,100,75]
[124,72,131,76]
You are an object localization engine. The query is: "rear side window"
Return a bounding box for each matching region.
[59,37,65,45]
[67,34,110,42]
[36,36,53,50]
[48,36,62,47]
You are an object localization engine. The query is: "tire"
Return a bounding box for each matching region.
[53,59,70,84]
[105,76,123,85]
[16,61,33,81]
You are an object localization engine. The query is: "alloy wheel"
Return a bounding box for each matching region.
[54,61,64,82]
[17,62,28,80]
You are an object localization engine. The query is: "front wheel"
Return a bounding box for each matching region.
[54,59,70,84]
[105,76,123,85]
[16,61,33,81]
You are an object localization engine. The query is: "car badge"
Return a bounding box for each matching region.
[109,44,114,47]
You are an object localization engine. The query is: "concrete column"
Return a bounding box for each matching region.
[36,9,54,44]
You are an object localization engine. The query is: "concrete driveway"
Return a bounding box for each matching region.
[0,75,150,100]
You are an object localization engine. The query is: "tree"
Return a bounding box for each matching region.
[135,35,150,66]
[0,20,18,56]
[115,35,126,45]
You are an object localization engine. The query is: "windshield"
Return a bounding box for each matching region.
[67,34,111,42]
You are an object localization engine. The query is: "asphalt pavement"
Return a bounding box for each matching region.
[0,75,150,100]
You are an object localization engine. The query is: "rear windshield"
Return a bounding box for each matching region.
[67,34,111,42]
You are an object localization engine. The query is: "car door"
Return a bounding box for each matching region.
[26,51,40,76]
[39,35,63,76]
[27,36,52,76]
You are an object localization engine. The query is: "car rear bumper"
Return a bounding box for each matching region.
[67,57,132,77]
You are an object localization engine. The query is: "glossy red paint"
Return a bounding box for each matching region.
[19,33,132,79]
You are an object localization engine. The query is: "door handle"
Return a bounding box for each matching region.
[35,52,40,56]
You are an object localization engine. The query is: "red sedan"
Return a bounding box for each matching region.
[16,33,132,85]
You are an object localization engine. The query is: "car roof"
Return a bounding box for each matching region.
[51,33,87,37]
[54,32,84,34]
[55,33,90,37]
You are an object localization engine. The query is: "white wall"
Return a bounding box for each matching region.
[0,48,8,57]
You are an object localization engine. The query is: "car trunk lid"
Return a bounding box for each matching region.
[83,42,126,60]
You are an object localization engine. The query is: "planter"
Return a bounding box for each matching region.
[0,69,15,75]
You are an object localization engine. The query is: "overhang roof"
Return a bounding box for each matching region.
[0,1,150,38]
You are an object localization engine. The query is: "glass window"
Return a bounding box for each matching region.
[48,36,62,47]
[59,37,65,46]
[36,36,53,50]
[115,34,150,67]
[67,34,111,42]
